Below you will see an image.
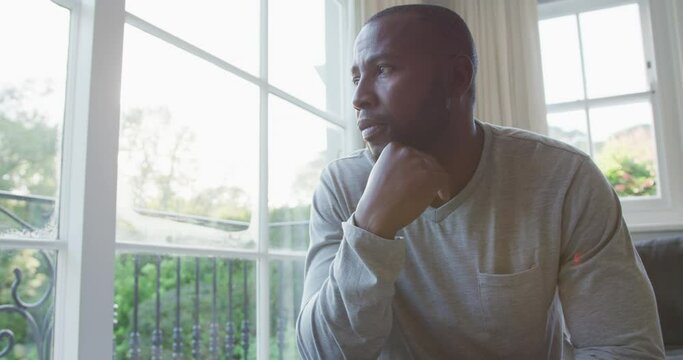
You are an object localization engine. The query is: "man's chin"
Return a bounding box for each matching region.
[366,142,387,161]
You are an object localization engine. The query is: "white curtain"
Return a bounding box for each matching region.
[358,0,425,25]
[441,0,548,134]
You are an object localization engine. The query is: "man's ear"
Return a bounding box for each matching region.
[449,55,474,99]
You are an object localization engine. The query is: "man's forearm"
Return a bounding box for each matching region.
[296,220,406,359]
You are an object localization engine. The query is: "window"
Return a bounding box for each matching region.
[0,0,350,358]
[538,0,683,231]
[0,0,70,358]
[540,1,657,197]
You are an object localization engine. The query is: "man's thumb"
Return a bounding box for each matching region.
[437,188,450,202]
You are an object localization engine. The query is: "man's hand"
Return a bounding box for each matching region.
[355,142,451,239]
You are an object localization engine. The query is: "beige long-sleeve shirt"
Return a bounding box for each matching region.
[296,120,664,359]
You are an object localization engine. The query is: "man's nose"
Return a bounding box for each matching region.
[352,77,376,112]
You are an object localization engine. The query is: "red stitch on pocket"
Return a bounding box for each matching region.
[573,252,582,265]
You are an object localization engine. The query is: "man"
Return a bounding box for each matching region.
[296,5,664,359]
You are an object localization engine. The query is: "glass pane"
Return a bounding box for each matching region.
[590,101,658,197]
[547,110,590,154]
[0,248,57,359]
[118,26,259,249]
[113,254,256,359]
[539,15,585,104]
[580,4,649,99]
[125,0,259,75]
[268,96,343,251]
[269,0,334,111]
[0,1,70,239]
[269,259,305,360]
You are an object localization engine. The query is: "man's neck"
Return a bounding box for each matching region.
[429,116,484,207]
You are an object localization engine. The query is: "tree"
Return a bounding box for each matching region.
[0,84,59,231]
[119,107,252,222]
[0,83,59,359]
[596,125,657,197]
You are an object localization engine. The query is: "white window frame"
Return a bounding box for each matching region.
[538,0,683,233]
[0,0,352,359]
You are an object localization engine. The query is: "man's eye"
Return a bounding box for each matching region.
[352,76,360,86]
[378,65,392,75]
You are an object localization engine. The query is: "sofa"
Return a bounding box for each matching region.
[635,236,683,359]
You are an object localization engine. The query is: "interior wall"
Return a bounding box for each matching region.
[632,230,683,242]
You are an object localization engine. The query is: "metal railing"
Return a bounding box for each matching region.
[0,191,306,359]
[0,191,56,359]
[121,255,255,360]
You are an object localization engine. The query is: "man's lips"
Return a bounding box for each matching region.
[361,124,387,141]
[358,118,388,142]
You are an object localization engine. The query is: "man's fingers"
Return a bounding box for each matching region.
[437,189,449,201]
[434,170,451,201]
[412,152,451,201]
[386,142,452,201]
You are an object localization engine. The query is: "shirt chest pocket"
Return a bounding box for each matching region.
[477,254,553,353]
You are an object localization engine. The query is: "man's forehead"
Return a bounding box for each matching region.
[354,13,435,57]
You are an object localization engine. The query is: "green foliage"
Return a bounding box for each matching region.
[269,205,311,251]
[0,84,58,231]
[602,156,657,197]
[0,83,59,358]
[113,255,258,359]
[0,249,55,360]
[1,84,313,359]
[0,85,59,196]
[119,107,252,224]
[269,260,305,359]
[596,124,657,197]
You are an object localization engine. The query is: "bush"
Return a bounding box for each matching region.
[602,156,656,197]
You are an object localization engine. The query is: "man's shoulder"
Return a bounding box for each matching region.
[483,121,589,163]
[321,148,374,184]
[326,148,374,173]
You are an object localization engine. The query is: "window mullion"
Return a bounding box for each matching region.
[53,0,125,359]
[125,12,345,129]
[257,0,271,358]
[547,91,652,113]
[637,0,657,95]
[0,238,66,250]
[575,13,594,157]
[116,241,260,259]
[124,13,261,91]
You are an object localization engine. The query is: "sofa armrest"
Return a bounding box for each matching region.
[635,236,683,350]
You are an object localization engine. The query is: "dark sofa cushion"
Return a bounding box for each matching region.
[635,236,683,347]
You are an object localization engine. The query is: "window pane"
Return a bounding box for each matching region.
[539,15,585,104]
[0,248,57,359]
[270,259,305,360]
[547,109,590,154]
[0,1,70,239]
[580,4,649,98]
[268,96,343,251]
[269,0,333,111]
[118,26,259,249]
[590,101,658,197]
[125,0,260,76]
[113,254,256,359]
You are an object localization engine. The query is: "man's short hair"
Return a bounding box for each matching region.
[367,5,479,76]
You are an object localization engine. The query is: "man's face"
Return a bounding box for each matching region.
[351,14,451,158]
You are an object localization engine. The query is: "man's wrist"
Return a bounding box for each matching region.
[352,211,397,240]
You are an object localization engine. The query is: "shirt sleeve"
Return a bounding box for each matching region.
[296,168,406,360]
[558,158,665,359]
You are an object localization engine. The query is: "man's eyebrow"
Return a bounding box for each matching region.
[350,53,399,74]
